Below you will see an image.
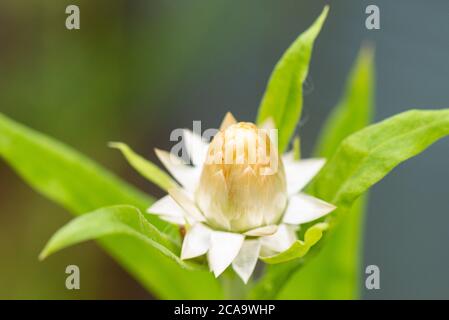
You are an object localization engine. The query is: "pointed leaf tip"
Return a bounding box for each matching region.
[256,5,330,152]
[111,143,176,192]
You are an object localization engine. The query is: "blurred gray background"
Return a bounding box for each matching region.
[0,0,448,299]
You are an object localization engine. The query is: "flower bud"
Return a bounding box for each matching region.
[195,122,287,232]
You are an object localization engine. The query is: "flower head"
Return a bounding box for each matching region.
[148,113,336,283]
[196,122,287,232]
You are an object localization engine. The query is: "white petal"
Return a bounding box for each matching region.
[181,223,212,260]
[155,149,201,191]
[147,195,186,225]
[232,240,261,284]
[244,225,278,237]
[168,187,206,223]
[183,129,209,167]
[208,231,245,277]
[283,193,336,225]
[154,148,200,192]
[260,224,298,253]
[283,158,326,195]
[282,150,294,162]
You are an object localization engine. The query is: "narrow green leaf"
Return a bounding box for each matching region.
[293,136,301,160]
[314,109,449,209]
[109,142,176,192]
[256,6,329,152]
[0,114,152,219]
[261,223,328,264]
[0,113,223,299]
[39,205,198,269]
[277,197,366,299]
[315,45,375,158]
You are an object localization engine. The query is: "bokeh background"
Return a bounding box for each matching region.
[0,0,448,299]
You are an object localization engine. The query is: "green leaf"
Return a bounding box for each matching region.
[39,205,197,269]
[261,223,328,264]
[293,136,301,160]
[277,197,366,299]
[0,113,223,299]
[253,108,449,298]
[275,46,375,299]
[314,109,449,209]
[314,45,375,158]
[109,142,176,192]
[0,115,152,219]
[256,6,328,152]
[251,47,375,298]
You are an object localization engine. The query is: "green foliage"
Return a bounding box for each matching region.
[314,109,449,209]
[315,45,375,157]
[277,46,375,299]
[278,198,366,299]
[0,113,223,299]
[252,109,449,298]
[250,47,375,298]
[2,4,449,301]
[261,223,328,264]
[291,110,449,299]
[109,142,176,192]
[39,205,196,269]
[256,6,328,152]
[293,136,301,160]
[0,114,151,217]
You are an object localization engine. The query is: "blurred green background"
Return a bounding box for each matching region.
[1,0,449,299]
